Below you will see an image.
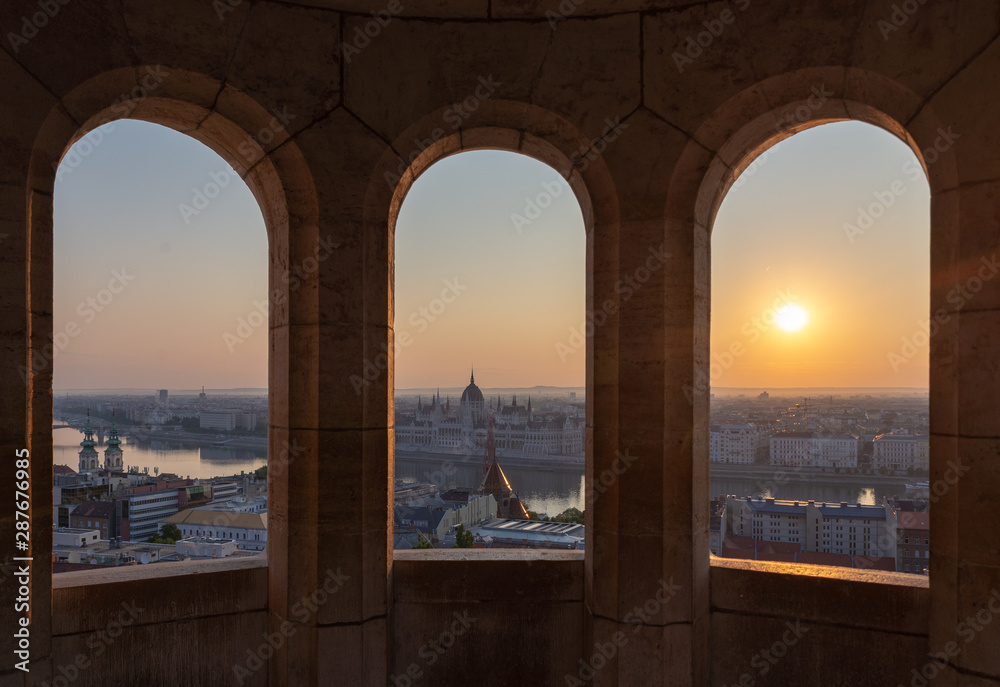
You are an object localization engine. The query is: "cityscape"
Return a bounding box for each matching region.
[51,381,931,575]
[8,2,997,685]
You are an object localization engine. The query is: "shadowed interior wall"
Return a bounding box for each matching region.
[1,2,998,686]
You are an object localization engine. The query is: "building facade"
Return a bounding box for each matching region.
[769,431,860,469]
[395,372,584,458]
[162,509,267,552]
[873,433,930,473]
[709,423,770,465]
[727,496,894,558]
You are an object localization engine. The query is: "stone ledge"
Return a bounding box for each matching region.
[52,552,267,589]
[710,556,930,636]
[52,556,268,637]
[394,548,585,562]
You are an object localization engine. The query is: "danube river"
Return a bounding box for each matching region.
[53,428,913,515]
[53,427,266,479]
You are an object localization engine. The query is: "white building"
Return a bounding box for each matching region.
[873,433,930,473]
[53,527,101,548]
[769,432,859,469]
[176,537,237,559]
[161,509,267,551]
[727,497,894,557]
[434,494,497,539]
[710,423,770,465]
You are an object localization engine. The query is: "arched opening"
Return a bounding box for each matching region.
[51,119,270,565]
[391,149,587,549]
[708,121,931,574]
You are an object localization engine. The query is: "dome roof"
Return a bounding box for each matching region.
[461,369,484,404]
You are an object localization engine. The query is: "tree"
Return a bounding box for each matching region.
[452,524,475,548]
[254,465,267,481]
[552,507,585,525]
[413,533,433,549]
[148,523,182,545]
[526,510,546,521]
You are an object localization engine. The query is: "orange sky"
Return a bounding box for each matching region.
[52,121,928,391]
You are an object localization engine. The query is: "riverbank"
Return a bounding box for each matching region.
[127,430,267,451]
[395,449,585,472]
[710,463,911,487]
[397,451,914,488]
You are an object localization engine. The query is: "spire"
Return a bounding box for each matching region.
[470,367,475,385]
[528,396,532,413]
[418,395,422,411]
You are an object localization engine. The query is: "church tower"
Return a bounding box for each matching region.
[78,415,100,472]
[104,412,124,471]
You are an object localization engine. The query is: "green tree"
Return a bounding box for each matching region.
[452,524,475,548]
[413,533,433,549]
[254,465,268,481]
[526,510,546,521]
[148,523,183,544]
[552,507,585,525]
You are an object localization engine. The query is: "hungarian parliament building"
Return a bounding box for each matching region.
[395,372,584,458]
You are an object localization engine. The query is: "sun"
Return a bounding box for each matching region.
[775,304,809,332]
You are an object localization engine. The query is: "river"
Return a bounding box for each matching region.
[53,427,913,514]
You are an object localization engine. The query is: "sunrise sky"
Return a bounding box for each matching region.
[52,119,928,391]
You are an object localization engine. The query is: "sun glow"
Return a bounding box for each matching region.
[775,304,809,332]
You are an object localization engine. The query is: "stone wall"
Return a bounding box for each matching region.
[1,1,998,685]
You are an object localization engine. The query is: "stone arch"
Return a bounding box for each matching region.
[25,64,318,626]
[665,64,958,566]
[363,106,625,664]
